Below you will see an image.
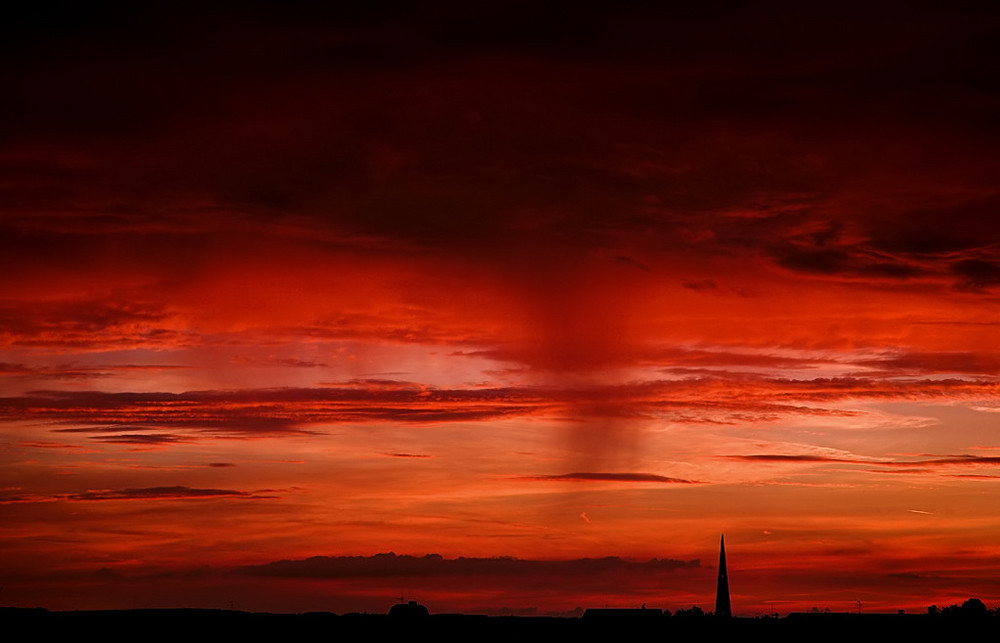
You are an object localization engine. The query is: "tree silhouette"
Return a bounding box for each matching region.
[938,598,991,618]
[673,605,705,619]
[961,598,988,616]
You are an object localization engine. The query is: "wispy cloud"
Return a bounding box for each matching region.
[521,472,697,484]
[2,486,275,504]
[730,453,1000,472]
[87,433,188,445]
[66,486,270,501]
[2,376,998,439]
[0,361,187,380]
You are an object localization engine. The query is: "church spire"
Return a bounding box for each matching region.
[715,534,732,618]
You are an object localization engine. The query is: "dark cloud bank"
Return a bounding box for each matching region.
[234,552,701,579]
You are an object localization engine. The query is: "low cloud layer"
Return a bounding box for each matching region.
[234,552,701,579]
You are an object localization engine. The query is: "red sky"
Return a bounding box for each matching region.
[3,1,1000,616]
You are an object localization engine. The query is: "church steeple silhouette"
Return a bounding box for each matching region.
[715,534,732,618]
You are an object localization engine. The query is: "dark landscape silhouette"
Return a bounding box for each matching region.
[3,538,998,642]
[3,600,998,643]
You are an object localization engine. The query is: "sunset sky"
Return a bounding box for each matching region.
[3,2,1000,617]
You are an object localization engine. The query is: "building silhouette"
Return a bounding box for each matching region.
[715,534,732,618]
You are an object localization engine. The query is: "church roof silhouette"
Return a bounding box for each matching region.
[716,534,732,618]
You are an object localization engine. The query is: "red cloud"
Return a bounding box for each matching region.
[233,552,701,579]
[1,376,998,438]
[66,486,260,501]
[521,472,697,484]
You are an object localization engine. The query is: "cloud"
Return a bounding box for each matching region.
[65,486,266,501]
[952,259,1000,291]
[728,454,859,463]
[681,279,718,292]
[0,299,177,349]
[233,552,701,579]
[15,440,95,452]
[0,361,186,381]
[770,239,925,282]
[0,493,58,505]
[730,453,1000,472]
[2,375,998,440]
[648,347,836,371]
[0,386,553,434]
[230,356,328,368]
[856,351,1000,376]
[898,455,1000,467]
[522,472,697,484]
[0,362,111,381]
[612,255,650,272]
[866,196,1000,258]
[753,194,1000,293]
[87,433,187,445]
[2,485,273,504]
